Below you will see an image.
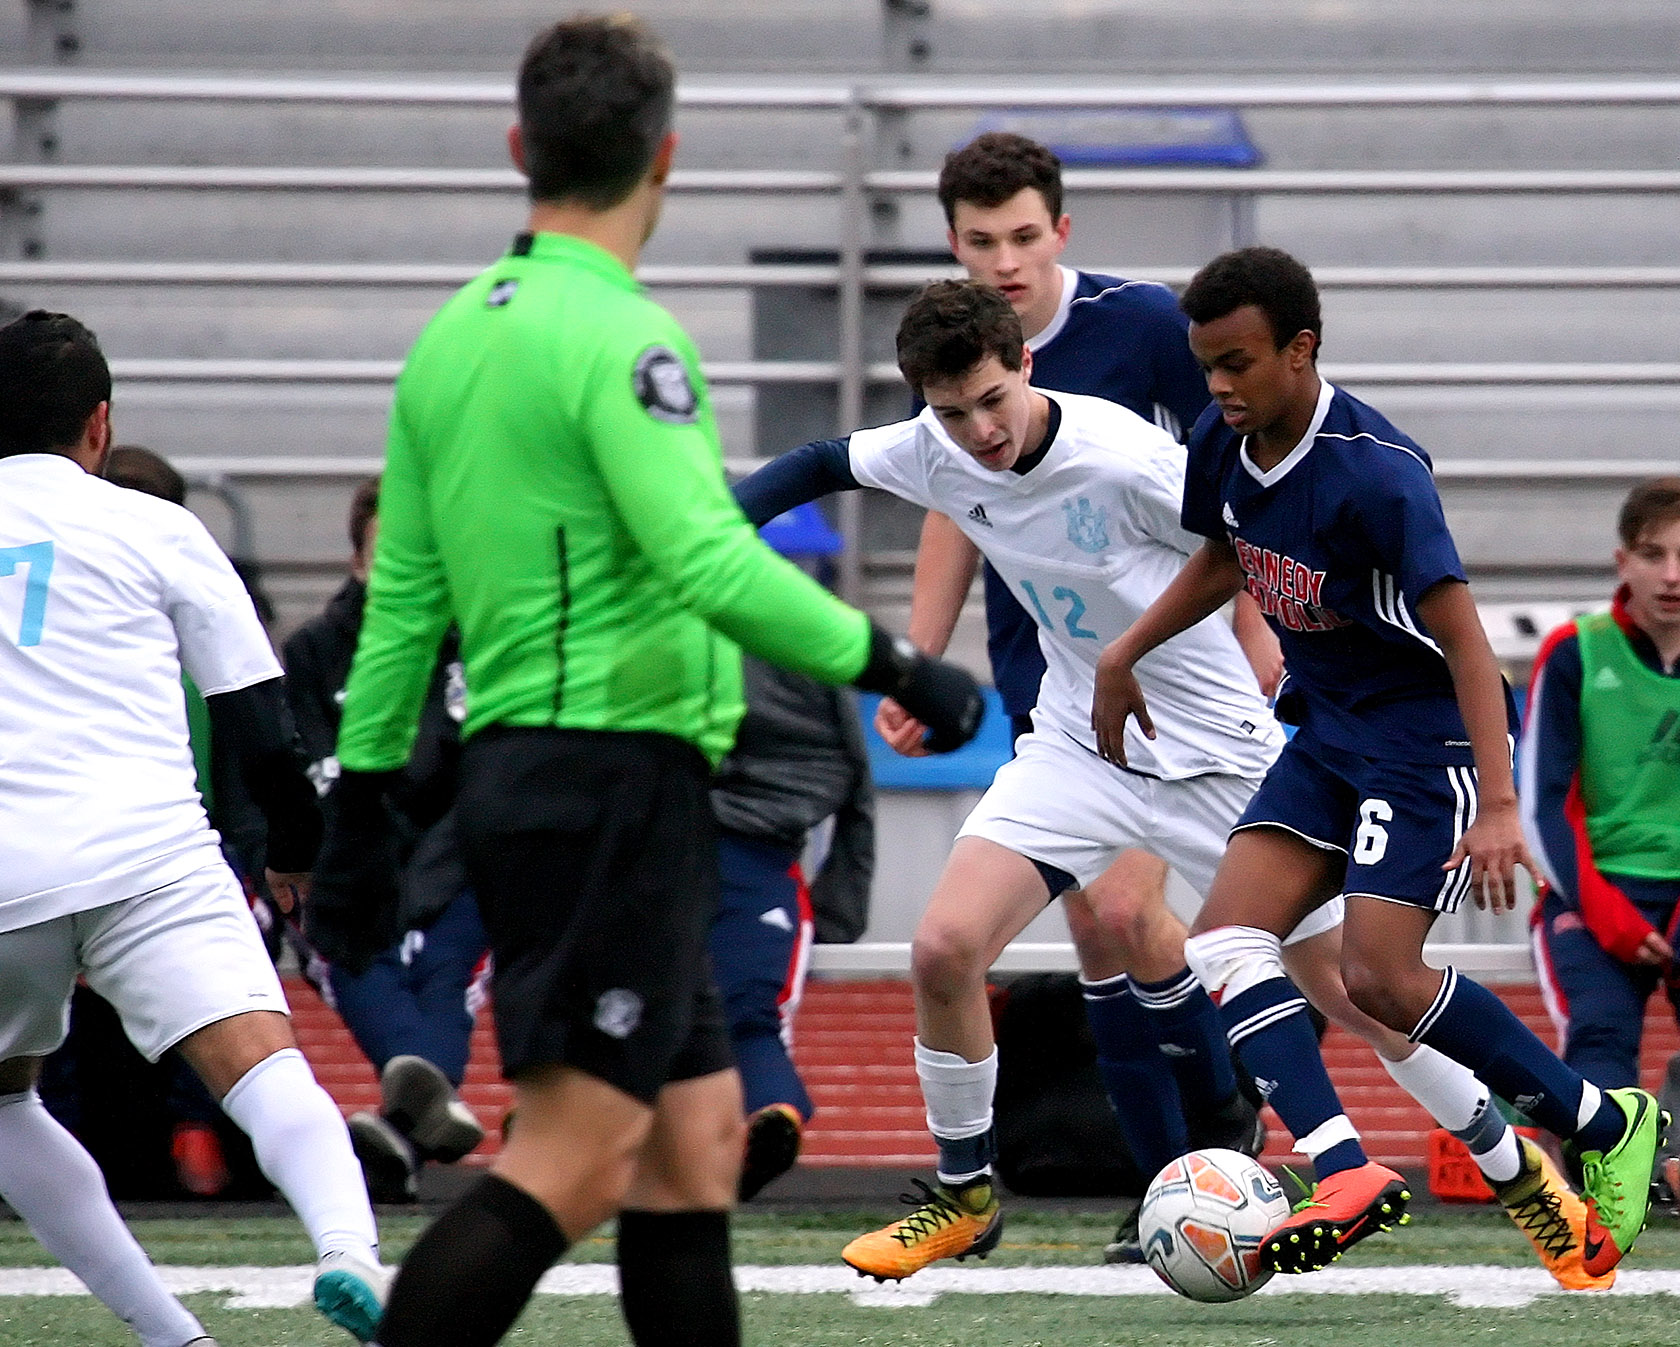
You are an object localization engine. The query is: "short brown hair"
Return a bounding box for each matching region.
[517,14,675,210]
[1618,477,1680,548]
[936,132,1063,226]
[896,280,1024,395]
[349,476,380,556]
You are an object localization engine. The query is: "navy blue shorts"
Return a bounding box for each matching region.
[1233,733,1479,912]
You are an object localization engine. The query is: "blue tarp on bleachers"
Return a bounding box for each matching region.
[969,107,1261,168]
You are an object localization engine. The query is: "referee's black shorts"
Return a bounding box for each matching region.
[454,725,733,1104]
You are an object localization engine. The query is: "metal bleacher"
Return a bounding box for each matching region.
[6,0,1680,972]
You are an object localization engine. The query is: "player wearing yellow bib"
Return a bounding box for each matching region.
[308,18,981,1347]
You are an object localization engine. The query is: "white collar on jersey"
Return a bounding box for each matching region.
[1026,266,1080,352]
[1239,377,1335,487]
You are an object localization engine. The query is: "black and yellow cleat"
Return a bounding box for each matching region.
[1491,1136,1613,1291]
[841,1178,1003,1282]
[1260,1161,1410,1274]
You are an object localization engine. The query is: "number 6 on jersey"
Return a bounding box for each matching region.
[0,540,54,647]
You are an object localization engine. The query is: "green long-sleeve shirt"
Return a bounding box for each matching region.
[336,231,870,771]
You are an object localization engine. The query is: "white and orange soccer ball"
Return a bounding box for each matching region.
[1137,1148,1290,1303]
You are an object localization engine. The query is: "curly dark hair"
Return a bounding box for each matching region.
[896,280,1024,394]
[937,132,1063,226]
[1180,246,1323,358]
[106,446,186,505]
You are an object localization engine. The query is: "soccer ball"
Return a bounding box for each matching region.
[1137,1148,1290,1303]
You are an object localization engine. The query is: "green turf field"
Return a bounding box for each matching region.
[2,1205,1678,1346]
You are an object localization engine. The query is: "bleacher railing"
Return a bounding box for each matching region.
[6,72,1672,977]
[5,72,1679,489]
[5,71,1678,472]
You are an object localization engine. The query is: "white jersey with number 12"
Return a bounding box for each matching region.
[847,391,1282,780]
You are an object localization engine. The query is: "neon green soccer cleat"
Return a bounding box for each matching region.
[1575,1087,1668,1279]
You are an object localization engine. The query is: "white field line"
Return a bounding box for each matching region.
[3,1264,1680,1310]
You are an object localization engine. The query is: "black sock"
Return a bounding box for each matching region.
[617,1209,739,1347]
[374,1173,569,1347]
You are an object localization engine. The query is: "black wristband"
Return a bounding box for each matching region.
[854,621,916,697]
[330,768,403,816]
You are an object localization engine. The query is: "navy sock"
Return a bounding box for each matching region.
[934,1128,996,1185]
[1222,977,1366,1181]
[1132,967,1241,1112]
[618,1209,740,1347]
[1413,968,1598,1143]
[1082,975,1189,1177]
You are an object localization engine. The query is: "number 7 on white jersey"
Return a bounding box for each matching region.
[0,540,54,647]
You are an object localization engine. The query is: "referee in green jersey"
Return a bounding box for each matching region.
[308,16,982,1347]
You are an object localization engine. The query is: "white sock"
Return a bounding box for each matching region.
[0,1091,204,1347]
[914,1039,997,1183]
[1578,1080,1605,1130]
[1381,1045,1520,1183]
[221,1048,380,1264]
[914,1039,998,1136]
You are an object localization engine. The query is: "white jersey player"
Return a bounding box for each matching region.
[0,311,386,1343]
[740,290,1303,908]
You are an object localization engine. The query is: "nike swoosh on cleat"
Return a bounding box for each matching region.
[1335,1215,1369,1244]
[1628,1093,1652,1132]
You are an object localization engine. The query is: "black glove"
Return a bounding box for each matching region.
[303,769,405,976]
[854,621,985,753]
[256,754,324,875]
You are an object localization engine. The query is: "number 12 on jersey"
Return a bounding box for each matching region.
[1020,578,1097,640]
[0,541,54,647]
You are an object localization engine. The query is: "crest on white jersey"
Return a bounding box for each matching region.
[1062,496,1109,554]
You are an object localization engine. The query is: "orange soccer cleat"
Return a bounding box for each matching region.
[841,1178,1003,1282]
[1491,1136,1614,1291]
[1260,1160,1410,1273]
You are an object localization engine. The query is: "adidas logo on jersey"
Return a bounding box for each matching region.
[1592,666,1623,691]
[1222,502,1239,529]
[967,503,993,527]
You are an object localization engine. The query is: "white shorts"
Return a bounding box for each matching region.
[956,731,1344,944]
[0,860,288,1063]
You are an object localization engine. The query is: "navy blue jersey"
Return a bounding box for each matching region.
[1182,381,1516,765]
[985,269,1212,715]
